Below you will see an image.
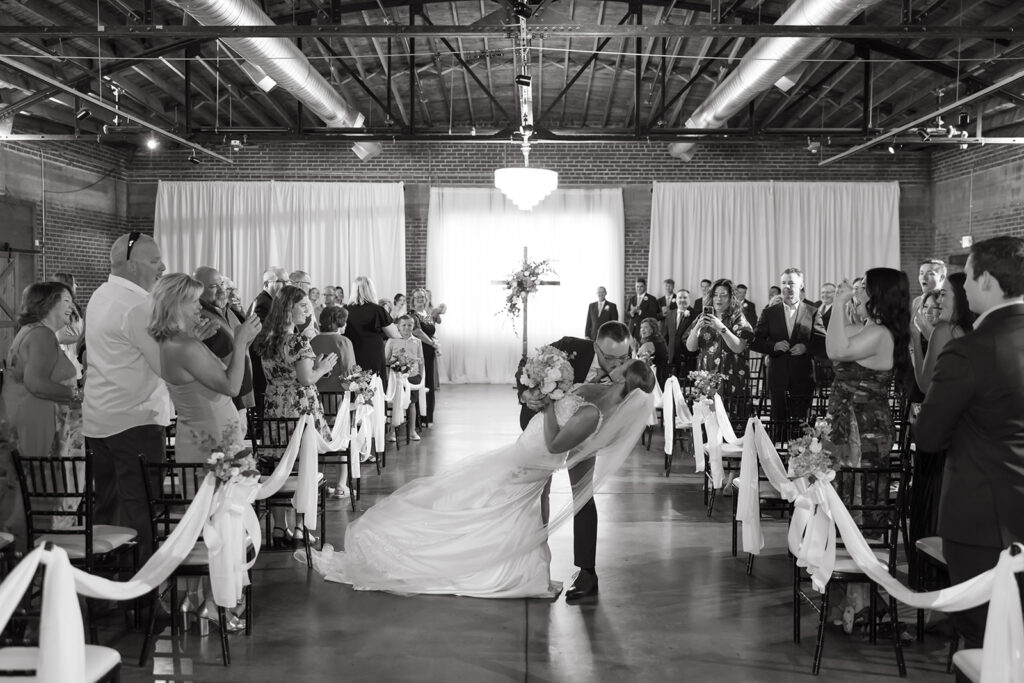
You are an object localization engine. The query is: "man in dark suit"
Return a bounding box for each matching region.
[656,278,677,322]
[627,277,661,341]
[916,236,1024,649]
[248,266,287,409]
[690,278,713,318]
[751,267,826,440]
[518,321,632,602]
[584,286,618,339]
[663,289,694,377]
[735,284,758,328]
[813,282,837,386]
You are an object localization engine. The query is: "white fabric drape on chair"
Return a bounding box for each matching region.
[154,181,405,304]
[427,187,624,384]
[648,182,900,298]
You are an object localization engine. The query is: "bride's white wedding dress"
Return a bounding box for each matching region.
[303,387,651,598]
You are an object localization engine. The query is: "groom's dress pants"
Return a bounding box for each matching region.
[542,458,598,569]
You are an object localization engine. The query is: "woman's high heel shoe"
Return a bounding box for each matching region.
[293,526,319,546]
[271,526,293,549]
[198,600,246,634]
[179,595,210,636]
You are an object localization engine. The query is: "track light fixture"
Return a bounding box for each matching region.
[887,139,896,155]
[188,150,201,165]
[511,1,532,19]
[75,108,91,121]
[514,74,532,87]
[145,136,159,150]
[916,129,931,142]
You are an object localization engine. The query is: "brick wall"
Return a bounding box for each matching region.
[931,145,1024,266]
[129,140,932,294]
[0,141,135,299]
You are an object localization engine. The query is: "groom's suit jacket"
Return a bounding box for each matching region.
[518,336,595,430]
[916,303,1024,548]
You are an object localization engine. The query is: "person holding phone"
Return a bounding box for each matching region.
[684,278,752,399]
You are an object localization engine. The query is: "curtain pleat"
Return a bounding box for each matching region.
[154,181,405,305]
[648,182,900,301]
[427,187,624,384]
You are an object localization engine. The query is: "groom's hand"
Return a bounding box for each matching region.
[524,397,546,412]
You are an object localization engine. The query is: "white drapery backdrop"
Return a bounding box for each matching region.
[427,187,624,384]
[648,182,900,300]
[154,181,405,305]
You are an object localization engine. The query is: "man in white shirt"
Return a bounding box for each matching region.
[83,232,170,558]
[584,286,619,339]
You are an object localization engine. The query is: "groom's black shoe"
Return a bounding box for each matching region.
[565,569,598,602]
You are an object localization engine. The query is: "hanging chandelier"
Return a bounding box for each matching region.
[494,12,558,211]
[494,136,558,211]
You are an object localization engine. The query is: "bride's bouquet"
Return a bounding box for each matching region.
[340,366,377,404]
[520,345,575,407]
[786,418,836,480]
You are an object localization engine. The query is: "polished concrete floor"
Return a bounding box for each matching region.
[111,385,953,682]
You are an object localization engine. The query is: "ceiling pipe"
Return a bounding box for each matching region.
[166,0,381,160]
[668,0,885,161]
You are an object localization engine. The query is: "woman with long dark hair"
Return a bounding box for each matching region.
[684,278,752,398]
[253,285,337,543]
[909,271,976,549]
[825,266,911,632]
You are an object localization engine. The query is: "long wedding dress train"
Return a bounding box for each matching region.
[302,389,651,598]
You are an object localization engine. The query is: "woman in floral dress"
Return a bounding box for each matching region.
[253,285,338,542]
[684,278,752,401]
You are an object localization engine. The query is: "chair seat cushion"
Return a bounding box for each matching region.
[951,649,982,683]
[730,477,782,499]
[34,525,137,559]
[0,645,120,682]
[262,472,325,494]
[181,536,256,566]
[829,548,891,574]
[915,536,946,565]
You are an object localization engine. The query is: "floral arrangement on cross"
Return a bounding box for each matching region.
[499,258,557,323]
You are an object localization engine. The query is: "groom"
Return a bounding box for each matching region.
[517,320,632,601]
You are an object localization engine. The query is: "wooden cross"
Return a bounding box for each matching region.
[491,246,560,358]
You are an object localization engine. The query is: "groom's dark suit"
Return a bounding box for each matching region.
[518,336,599,570]
[916,302,1024,648]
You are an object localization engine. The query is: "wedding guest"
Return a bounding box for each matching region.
[909,273,975,549]
[684,278,752,399]
[288,270,312,294]
[378,298,394,316]
[322,286,337,309]
[691,278,713,316]
[912,258,947,318]
[249,266,287,409]
[310,287,323,318]
[656,279,677,321]
[664,289,694,377]
[150,274,259,462]
[344,276,399,391]
[193,266,255,426]
[409,288,440,426]
[393,293,408,319]
[826,268,910,632]
[333,286,346,305]
[585,286,618,340]
[425,290,447,325]
[638,317,669,387]
[735,284,758,328]
[916,236,1024,649]
[814,282,839,387]
[83,232,171,560]
[253,285,337,540]
[627,278,660,341]
[768,285,782,302]
[385,314,426,442]
[51,272,84,379]
[311,305,357,392]
[1,282,83,547]
[222,277,246,325]
[751,268,826,440]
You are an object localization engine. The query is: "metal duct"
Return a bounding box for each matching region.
[668,0,884,160]
[168,0,381,160]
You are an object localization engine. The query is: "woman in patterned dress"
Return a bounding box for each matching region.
[684,278,753,400]
[253,285,338,543]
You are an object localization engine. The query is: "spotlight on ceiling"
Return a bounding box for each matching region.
[511,1,532,19]
[806,138,820,154]
[187,150,201,165]
[887,140,896,155]
[145,136,160,150]
[75,108,91,121]
[514,74,532,87]
[958,110,971,128]
[916,129,931,142]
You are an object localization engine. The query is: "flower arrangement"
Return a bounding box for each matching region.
[340,366,377,404]
[686,370,725,401]
[196,425,259,486]
[786,418,836,480]
[387,348,418,376]
[519,345,575,407]
[499,259,556,325]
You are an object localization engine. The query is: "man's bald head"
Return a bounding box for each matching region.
[288,270,311,293]
[263,267,287,296]
[193,266,225,305]
[110,233,164,292]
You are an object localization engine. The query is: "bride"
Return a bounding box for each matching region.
[300,360,656,598]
